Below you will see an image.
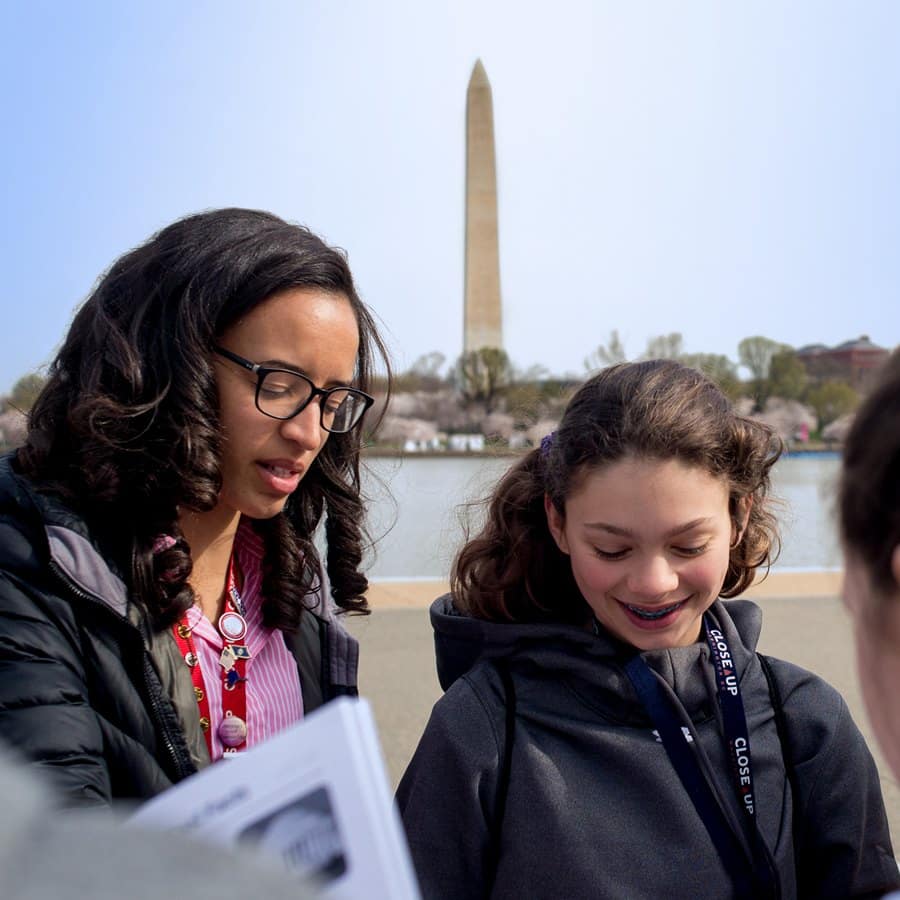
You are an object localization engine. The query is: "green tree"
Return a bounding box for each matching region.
[738,336,792,411]
[643,332,684,361]
[395,351,448,392]
[483,371,573,429]
[516,363,551,383]
[7,373,46,413]
[584,330,627,371]
[679,353,742,400]
[410,351,446,381]
[737,336,785,381]
[455,347,513,413]
[807,380,859,429]
[768,351,808,402]
[504,381,544,427]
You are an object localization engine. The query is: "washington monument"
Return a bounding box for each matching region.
[464,59,503,354]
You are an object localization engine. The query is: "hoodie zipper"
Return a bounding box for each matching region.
[48,559,195,782]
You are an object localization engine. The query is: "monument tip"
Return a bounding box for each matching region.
[469,58,489,86]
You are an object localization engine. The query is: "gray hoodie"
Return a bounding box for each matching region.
[397,596,898,899]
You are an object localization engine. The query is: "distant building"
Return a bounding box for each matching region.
[403,436,443,453]
[795,336,890,388]
[376,416,440,448]
[448,433,485,453]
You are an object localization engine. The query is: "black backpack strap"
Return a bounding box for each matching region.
[485,661,517,895]
[758,653,801,877]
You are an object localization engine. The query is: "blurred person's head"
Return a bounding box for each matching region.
[839,349,900,777]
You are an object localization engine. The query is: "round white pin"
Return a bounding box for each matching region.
[218,611,247,643]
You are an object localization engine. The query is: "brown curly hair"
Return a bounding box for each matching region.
[18,207,391,630]
[453,360,782,623]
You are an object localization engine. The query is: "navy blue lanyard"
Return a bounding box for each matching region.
[704,618,758,822]
[623,615,778,898]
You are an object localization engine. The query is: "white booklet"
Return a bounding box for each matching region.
[131,697,421,900]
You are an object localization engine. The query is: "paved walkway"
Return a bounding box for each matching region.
[347,571,900,845]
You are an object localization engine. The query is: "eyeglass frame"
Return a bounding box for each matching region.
[212,345,374,433]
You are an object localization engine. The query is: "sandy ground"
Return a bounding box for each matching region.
[348,570,900,847]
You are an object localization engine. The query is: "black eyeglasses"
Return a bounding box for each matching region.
[212,346,374,434]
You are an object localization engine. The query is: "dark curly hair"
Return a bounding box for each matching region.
[18,207,391,630]
[453,359,782,623]
[839,349,900,597]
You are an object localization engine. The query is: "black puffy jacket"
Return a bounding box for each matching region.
[0,453,358,806]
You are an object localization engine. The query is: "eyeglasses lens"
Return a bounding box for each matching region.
[325,389,366,433]
[258,371,366,433]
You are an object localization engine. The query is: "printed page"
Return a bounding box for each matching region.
[131,697,420,900]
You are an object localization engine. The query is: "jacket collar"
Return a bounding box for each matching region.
[46,524,129,617]
[0,453,129,618]
[430,592,763,723]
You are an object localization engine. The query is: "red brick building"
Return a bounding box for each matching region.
[795,336,891,389]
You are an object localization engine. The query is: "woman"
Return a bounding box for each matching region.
[398,360,897,899]
[0,207,390,805]
[840,350,900,782]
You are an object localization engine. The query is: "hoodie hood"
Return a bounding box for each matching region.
[430,592,764,725]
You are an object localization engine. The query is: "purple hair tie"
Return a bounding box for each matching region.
[152,534,177,555]
[540,432,556,457]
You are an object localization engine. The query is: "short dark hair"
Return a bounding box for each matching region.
[839,349,900,594]
[19,207,391,628]
[453,360,782,623]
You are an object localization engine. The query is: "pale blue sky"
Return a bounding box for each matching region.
[3,1,899,394]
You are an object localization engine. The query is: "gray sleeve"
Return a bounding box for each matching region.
[780,666,900,897]
[395,674,504,900]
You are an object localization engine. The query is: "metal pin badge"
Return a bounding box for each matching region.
[218,611,247,643]
[218,711,247,748]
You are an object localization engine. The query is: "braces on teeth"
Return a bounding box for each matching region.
[626,602,683,621]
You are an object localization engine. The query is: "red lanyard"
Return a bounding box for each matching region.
[171,554,251,758]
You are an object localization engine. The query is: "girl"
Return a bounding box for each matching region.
[397,360,897,899]
[0,208,389,805]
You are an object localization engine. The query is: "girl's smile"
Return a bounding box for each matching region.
[546,455,748,650]
[621,597,689,626]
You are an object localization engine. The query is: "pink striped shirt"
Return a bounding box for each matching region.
[186,519,304,761]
